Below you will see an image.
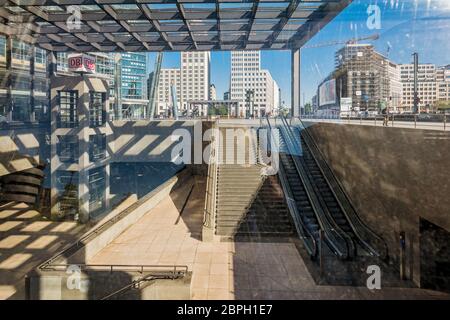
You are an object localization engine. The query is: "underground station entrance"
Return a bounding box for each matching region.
[0,1,449,300]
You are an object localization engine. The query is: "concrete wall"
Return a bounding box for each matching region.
[0,124,50,178]
[109,120,203,164]
[303,122,450,288]
[28,270,191,300]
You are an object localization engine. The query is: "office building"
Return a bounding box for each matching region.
[155,52,210,116]
[156,68,181,116]
[120,52,148,119]
[0,35,49,122]
[230,50,279,117]
[436,65,450,103]
[209,84,217,101]
[399,64,449,111]
[388,62,403,111]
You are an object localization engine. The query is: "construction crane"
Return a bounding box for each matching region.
[302,33,380,49]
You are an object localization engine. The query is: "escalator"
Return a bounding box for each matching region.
[283,115,388,260]
[265,117,351,260]
[300,138,358,249]
[279,140,321,240]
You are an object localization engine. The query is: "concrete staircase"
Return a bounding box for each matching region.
[214,126,294,239]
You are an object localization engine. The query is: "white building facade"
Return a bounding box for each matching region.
[230,50,279,117]
[400,64,438,111]
[387,62,403,111]
[156,68,181,116]
[155,51,210,116]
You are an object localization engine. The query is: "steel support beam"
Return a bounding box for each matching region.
[5,35,12,121]
[291,48,301,117]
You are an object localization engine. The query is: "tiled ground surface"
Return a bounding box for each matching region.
[0,202,85,299]
[89,178,450,300]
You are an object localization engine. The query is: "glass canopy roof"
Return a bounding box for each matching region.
[0,0,351,52]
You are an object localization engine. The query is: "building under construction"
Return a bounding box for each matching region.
[333,44,392,112]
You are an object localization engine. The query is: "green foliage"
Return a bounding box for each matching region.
[208,105,228,116]
[435,100,450,110]
[304,102,312,114]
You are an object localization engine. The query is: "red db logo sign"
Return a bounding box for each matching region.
[68,54,96,74]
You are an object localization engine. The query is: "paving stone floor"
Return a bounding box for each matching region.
[89,178,450,300]
[0,202,85,299]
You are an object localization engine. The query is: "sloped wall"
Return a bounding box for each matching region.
[304,122,450,289]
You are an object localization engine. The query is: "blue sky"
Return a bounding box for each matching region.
[147,0,450,107]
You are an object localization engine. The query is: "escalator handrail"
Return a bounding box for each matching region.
[296,117,389,260]
[265,117,317,258]
[278,115,350,259]
[281,115,356,259]
[203,121,219,231]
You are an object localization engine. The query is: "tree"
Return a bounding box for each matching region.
[435,100,450,111]
[208,104,228,116]
[304,102,312,114]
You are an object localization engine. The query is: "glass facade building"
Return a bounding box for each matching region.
[0,35,49,123]
[120,52,148,119]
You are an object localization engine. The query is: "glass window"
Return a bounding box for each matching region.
[58,90,78,128]
[57,135,78,163]
[11,96,31,121]
[89,134,106,162]
[89,92,105,127]
[88,166,106,214]
[12,39,31,61]
[56,170,79,218]
[0,35,5,57]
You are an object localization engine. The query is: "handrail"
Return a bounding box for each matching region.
[38,170,188,270]
[265,117,317,258]
[101,274,156,300]
[296,117,389,260]
[100,265,187,300]
[40,263,188,274]
[279,114,351,259]
[203,121,219,232]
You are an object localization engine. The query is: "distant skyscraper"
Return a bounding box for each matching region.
[180,51,210,111]
[155,51,210,116]
[230,50,279,117]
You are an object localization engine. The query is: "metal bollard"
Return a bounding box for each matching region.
[319,229,324,279]
[400,231,406,280]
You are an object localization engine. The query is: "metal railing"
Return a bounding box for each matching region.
[40,263,188,275]
[293,116,389,260]
[301,113,450,131]
[203,121,219,231]
[38,172,188,270]
[278,115,351,260]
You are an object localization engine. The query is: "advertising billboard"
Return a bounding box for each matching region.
[319,79,336,107]
[68,53,96,74]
